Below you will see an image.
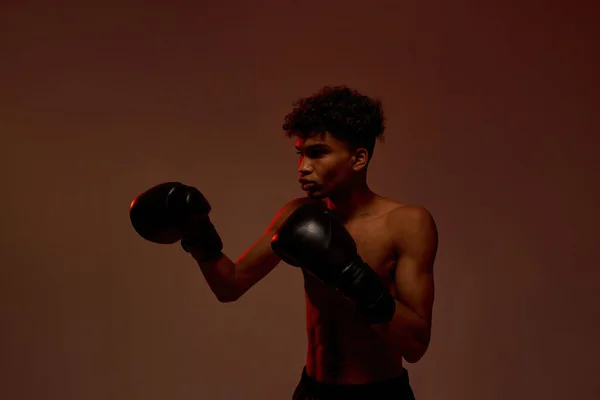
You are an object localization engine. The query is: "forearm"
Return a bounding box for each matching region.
[190,238,281,302]
[191,252,240,302]
[373,300,430,363]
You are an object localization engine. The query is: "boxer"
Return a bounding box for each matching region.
[130,86,438,399]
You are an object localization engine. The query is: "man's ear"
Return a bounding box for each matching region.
[351,148,369,171]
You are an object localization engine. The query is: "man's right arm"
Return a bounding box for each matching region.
[189,198,311,302]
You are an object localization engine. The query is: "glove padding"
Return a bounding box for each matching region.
[129,182,223,261]
[270,203,396,324]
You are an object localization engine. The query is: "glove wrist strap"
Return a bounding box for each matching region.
[180,220,223,262]
[181,238,223,261]
[337,259,397,324]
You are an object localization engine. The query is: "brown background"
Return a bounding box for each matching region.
[1,1,598,399]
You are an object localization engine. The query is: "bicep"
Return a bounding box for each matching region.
[394,255,435,323]
[234,198,310,279]
[392,207,438,323]
[235,229,280,271]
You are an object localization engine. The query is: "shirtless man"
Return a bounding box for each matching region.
[130,86,438,399]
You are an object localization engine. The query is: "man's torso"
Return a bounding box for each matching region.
[302,197,405,384]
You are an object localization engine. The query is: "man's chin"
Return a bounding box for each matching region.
[306,190,326,200]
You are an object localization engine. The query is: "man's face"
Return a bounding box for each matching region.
[295,132,357,199]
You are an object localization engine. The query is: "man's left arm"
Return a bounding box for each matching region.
[374,206,438,363]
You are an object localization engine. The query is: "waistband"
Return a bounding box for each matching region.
[298,366,413,399]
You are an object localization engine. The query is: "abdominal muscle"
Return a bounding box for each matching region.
[302,274,405,385]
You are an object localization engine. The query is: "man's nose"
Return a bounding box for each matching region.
[298,156,312,175]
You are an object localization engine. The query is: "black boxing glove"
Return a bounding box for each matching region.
[129,182,223,261]
[270,203,396,324]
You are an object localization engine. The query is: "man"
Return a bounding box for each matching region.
[130,85,438,399]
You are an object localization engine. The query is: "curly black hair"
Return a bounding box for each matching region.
[282,85,385,159]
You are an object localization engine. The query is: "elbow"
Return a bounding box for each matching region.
[216,295,236,303]
[403,339,430,364]
[215,287,243,303]
[216,292,239,303]
[404,351,425,364]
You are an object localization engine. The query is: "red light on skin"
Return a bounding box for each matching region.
[130,198,136,210]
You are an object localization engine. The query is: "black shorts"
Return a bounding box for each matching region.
[292,367,416,400]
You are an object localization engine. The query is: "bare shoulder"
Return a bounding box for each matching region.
[279,197,321,218]
[386,203,436,229]
[265,197,320,232]
[384,202,438,252]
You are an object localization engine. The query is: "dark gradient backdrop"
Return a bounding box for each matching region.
[1,1,598,399]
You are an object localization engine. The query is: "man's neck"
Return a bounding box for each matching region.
[324,181,377,221]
